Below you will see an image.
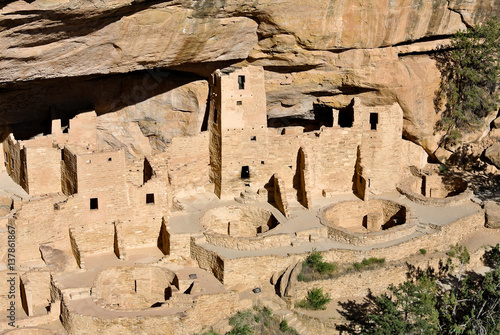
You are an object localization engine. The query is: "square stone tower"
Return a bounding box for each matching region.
[208,66,267,199]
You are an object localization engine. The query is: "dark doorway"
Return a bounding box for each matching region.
[143,158,153,184]
[338,101,354,128]
[238,75,245,90]
[370,113,379,130]
[90,198,98,210]
[241,166,250,179]
[293,148,308,208]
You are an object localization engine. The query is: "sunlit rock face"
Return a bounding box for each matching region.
[0,0,498,155]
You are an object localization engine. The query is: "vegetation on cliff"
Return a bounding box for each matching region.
[437,18,500,142]
[338,244,500,334]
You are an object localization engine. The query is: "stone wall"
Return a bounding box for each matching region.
[223,254,300,288]
[204,232,291,251]
[397,174,473,207]
[91,266,176,310]
[358,102,404,195]
[321,211,485,264]
[19,271,51,317]
[23,146,61,196]
[190,236,225,283]
[4,135,27,192]
[166,133,210,197]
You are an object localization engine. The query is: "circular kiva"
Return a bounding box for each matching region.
[319,199,417,246]
[91,266,178,311]
[397,170,472,207]
[199,206,291,250]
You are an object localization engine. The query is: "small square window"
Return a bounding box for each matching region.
[146,193,155,204]
[261,161,265,164]
[251,136,256,141]
[108,157,112,162]
[90,198,98,210]
[237,101,242,106]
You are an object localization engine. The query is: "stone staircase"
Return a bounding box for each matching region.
[273,309,310,335]
[258,296,309,335]
[415,221,438,234]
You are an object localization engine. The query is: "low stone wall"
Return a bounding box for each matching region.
[190,236,225,283]
[324,221,417,246]
[321,211,484,264]
[204,232,291,251]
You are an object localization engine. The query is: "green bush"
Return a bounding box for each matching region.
[316,261,337,274]
[296,288,331,310]
[351,257,385,272]
[227,324,253,335]
[299,250,338,281]
[305,250,323,268]
[279,320,289,332]
[419,248,427,255]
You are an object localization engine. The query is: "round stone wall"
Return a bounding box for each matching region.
[398,173,472,207]
[200,206,279,237]
[199,206,291,250]
[319,199,417,246]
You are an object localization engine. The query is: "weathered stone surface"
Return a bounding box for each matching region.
[0,0,499,155]
[484,200,500,228]
[485,143,500,169]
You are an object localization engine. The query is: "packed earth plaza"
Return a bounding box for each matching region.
[0,63,498,334]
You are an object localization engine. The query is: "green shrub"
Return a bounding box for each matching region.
[351,258,385,272]
[305,250,323,268]
[279,320,289,332]
[298,250,338,281]
[316,261,337,274]
[295,288,331,310]
[227,324,253,335]
[420,249,427,255]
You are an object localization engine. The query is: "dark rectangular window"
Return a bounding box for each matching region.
[237,101,242,106]
[241,166,250,179]
[238,75,245,90]
[146,193,155,204]
[90,198,98,210]
[251,136,256,141]
[214,108,218,124]
[370,113,379,130]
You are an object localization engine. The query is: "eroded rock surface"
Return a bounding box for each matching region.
[1,0,499,154]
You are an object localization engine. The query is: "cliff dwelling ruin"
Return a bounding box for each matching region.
[0,60,498,334]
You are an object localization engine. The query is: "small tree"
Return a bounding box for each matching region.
[436,18,500,143]
[295,288,331,310]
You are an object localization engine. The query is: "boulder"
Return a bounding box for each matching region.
[485,143,500,169]
[484,201,500,228]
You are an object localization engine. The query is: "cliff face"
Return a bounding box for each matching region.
[1,0,499,155]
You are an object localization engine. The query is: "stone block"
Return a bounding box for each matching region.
[485,201,500,228]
